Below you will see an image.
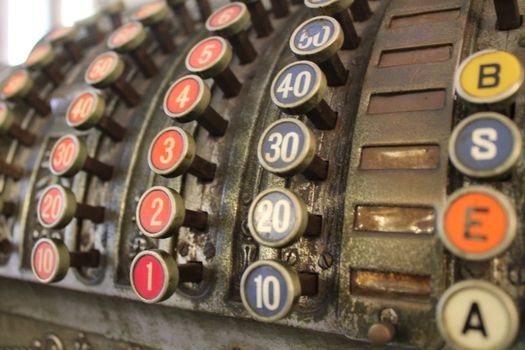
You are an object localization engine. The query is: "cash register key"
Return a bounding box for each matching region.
[45,26,83,62]
[0,69,51,116]
[439,186,516,261]
[436,280,519,350]
[257,118,328,180]
[247,188,322,248]
[304,0,360,50]
[84,51,141,107]
[163,75,228,136]
[185,36,242,98]
[271,61,337,130]
[25,42,64,85]
[454,50,524,109]
[290,16,348,86]
[49,134,114,181]
[136,186,208,239]
[148,127,216,181]
[240,260,318,322]
[130,249,203,304]
[31,238,100,284]
[37,184,105,229]
[206,2,257,64]
[65,91,126,142]
[107,21,159,78]
[132,1,176,53]
[448,112,521,179]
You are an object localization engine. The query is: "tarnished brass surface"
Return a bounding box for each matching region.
[0,0,524,349]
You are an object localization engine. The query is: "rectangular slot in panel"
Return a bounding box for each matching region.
[390,8,460,28]
[354,205,435,235]
[367,89,446,114]
[360,145,440,170]
[379,44,453,67]
[350,270,432,299]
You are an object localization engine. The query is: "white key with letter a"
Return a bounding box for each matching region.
[436,280,518,350]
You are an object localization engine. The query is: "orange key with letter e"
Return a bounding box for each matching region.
[440,186,516,260]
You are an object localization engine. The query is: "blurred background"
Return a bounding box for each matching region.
[0,0,143,66]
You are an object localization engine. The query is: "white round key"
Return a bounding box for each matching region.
[436,280,519,350]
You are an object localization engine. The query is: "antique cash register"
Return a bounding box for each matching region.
[0,0,524,349]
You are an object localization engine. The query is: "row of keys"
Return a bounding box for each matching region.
[1,3,127,277]
[239,0,375,323]
[27,4,130,282]
[30,183,104,283]
[0,70,51,116]
[125,3,246,298]
[126,1,281,303]
[443,50,523,259]
[436,48,523,350]
[0,13,101,251]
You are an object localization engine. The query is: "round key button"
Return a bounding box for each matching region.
[257,118,327,180]
[290,16,347,86]
[130,249,203,304]
[271,61,337,130]
[132,1,175,53]
[449,112,521,178]
[148,126,216,181]
[37,184,105,229]
[46,26,77,44]
[206,2,249,36]
[455,50,524,106]
[247,188,322,248]
[85,51,140,107]
[136,186,207,239]
[1,70,31,99]
[108,21,145,51]
[436,280,519,350]
[49,134,114,180]
[46,26,83,62]
[0,102,36,146]
[439,186,516,261]
[206,2,257,64]
[304,0,360,50]
[163,75,228,136]
[66,91,105,129]
[85,51,122,87]
[107,21,158,78]
[66,91,125,141]
[26,42,53,69]
[186,36,230,76]
[186,36,241,98]
[240,260,318,322]
[25,43,63,85]
[0,69,51,116]
[31,238,100,284]
[132,1,169,24]
[130,249,178,303]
